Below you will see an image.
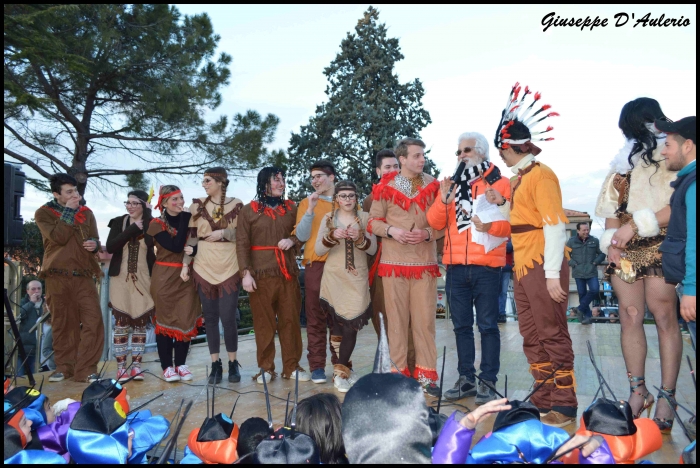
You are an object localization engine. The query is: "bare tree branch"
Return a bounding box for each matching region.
[4,148,53,178]
[4,122,71,170]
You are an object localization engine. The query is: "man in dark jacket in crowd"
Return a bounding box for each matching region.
[566,222,606,325]
[17,280,45,375]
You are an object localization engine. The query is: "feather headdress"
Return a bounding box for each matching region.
[494,82,559,150]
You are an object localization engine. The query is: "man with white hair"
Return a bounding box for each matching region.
[427,132,511,404]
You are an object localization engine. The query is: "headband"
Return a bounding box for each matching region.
[154,188,182,211]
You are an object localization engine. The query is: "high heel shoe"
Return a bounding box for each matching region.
[654,386,677,435]
[628,373,654,419]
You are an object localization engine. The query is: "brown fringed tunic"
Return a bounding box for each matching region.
[147,216,203,341]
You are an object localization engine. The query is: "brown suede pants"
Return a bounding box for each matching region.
[45,275,105,381]
[370,274,415,374]
[382,275,437,381]
[249,275,303,378]
[514,259,577,411]
[304,262,338,371]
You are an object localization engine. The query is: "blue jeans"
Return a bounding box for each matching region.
[498,270,512,317]
[575,277,600,319]
[16,352,36,377]
[445,264,501,382]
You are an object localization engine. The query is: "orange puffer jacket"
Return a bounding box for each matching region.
[427,165,511,267]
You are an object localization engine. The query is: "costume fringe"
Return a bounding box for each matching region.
[110,304,153,328]
[150,218,176,236]
[250,200,295,219]
[154,315,203,342]
[371,171,440,212]
[192,270,240,299]
[378,263,441,280]
[320,298,372,332]
[248,265,299,280]
[413,366,439,382]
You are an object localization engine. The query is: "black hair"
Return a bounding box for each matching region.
[618,98,669,169]
[237,417,269,459]
[255,166,286,211]
[310,159,337,177]
[375,149,397,169]
[511,145,527,155]
[285,393,347,464]
[127,190,149,203]
[49,173,78,194]
[576,221,590,231]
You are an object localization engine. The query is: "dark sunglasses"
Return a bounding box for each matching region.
[455,146,476,156]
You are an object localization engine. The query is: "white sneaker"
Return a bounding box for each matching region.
[176,365,193,381]
[290,369,311,382]
[334,375,352,393]
[163,366,180,382]
[256,370,276,384]
[348,370,358,385]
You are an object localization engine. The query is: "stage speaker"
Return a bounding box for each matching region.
[4,163,25,246]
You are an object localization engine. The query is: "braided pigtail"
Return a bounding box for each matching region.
[219,179,229,228]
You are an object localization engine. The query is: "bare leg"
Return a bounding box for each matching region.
[644,276,681,422]
[612,276,649,415]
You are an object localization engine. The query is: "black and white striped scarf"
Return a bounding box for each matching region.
[454,161,492,233]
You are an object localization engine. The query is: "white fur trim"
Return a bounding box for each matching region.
[600,228,618,253]
[610,139,640,174]
[633,208,660,237]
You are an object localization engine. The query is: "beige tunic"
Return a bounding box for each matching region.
[315,211,377,327]
[187,197,243,298]
[109,217,154,325]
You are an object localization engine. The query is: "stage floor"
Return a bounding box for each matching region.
[27,320,695,463]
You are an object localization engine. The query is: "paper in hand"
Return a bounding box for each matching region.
[470,194,508,253]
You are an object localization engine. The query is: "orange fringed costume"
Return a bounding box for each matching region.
[368,171,441,383]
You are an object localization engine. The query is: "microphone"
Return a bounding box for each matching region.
[445,161,466,200]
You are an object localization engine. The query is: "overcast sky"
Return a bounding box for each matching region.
[16,4,696,238]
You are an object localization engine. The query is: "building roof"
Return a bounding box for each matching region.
[564,209,590,219]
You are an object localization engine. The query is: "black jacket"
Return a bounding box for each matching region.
[106,211,155,277]
[566,234,605,279]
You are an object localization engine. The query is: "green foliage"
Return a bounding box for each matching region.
[286,6,435,199]
[125,173,150,192]
[4,4,279,195]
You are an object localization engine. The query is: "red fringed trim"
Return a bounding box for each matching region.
[414,366,438,382]
[250,200,295,219]
[366,217,386,235]
[150,218,177,236]
[368,242,382,287]
[378,263,440,280]
[371,177,439,212]
[391,367,411,377]
[153,315,202,342]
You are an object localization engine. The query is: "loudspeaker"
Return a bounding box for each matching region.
[4,163,25,246]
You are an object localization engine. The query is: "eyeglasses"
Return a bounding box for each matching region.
[455,147,477,157]
[309,174,327,182]
[336,193,357,200]
[123,201,142,207]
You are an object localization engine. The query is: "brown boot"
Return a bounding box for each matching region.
[540,410,576,428]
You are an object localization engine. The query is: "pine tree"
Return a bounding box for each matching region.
[4,5,280,196]
[286,6,435,199]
